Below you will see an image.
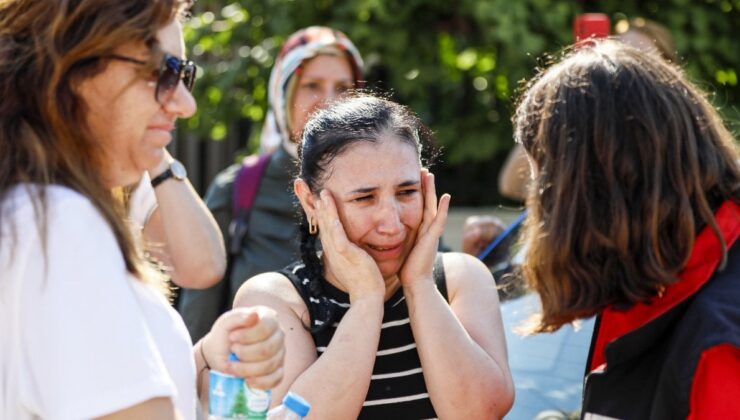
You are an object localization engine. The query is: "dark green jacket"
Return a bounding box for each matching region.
[178,146,301,342]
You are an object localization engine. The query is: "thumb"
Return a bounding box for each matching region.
[218,308,260,331]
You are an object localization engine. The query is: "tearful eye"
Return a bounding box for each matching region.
[398,189,419,197]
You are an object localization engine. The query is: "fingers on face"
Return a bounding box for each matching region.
[316,190,350,253]
[420,171,450,237]
[431,193,451,237]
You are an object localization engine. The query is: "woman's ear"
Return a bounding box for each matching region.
[294,178,317,220]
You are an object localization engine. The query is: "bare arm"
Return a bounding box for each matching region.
[142,150,226,288]
[234,273,384,420]
[401,171,513,419]
[405,253,514,419]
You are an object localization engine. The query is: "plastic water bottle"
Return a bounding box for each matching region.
[209,353,272,419]
[266,392,311,420]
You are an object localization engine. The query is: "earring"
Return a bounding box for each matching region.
[309,218,318,235]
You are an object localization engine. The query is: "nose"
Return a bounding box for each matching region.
[324,85,338,103]
[375,198,403,236]
[163,81,197,119]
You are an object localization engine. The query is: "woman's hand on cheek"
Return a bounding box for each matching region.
[316,190,385,302]
[399,170,450,287]
[203,306,285,390]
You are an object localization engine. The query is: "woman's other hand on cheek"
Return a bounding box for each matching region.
[400,170,450,288]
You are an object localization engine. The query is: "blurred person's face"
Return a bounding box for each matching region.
[289,54,354,141]
[314,137,423,280]
[78,19,197,188]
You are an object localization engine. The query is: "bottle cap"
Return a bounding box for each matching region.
[283,392,311,417]
[228,352,239,362]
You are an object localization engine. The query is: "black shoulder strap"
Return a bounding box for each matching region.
[227,153,273,255]
[279,264,313,308]
[433,253,448,302]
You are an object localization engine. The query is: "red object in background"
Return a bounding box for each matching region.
[573,13,611,43]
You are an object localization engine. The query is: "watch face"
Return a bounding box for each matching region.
[171,160,187,180]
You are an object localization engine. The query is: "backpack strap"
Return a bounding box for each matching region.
[433,253,449,302]
[228,153,273,255]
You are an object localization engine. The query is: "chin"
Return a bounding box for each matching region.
[144,128,173,148]
[378,262,403,281]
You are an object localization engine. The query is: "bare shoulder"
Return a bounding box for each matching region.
[440,252,497,301]
[234,271,308,321]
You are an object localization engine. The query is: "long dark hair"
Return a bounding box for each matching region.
[0,0,190,281]
[297,93,437,332]
[515,40,740,332]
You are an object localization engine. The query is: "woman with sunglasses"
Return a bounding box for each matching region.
[115,46,226,294]
[0,1,283,419]
[178,26,365,343]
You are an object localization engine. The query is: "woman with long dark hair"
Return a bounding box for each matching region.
[516,40,740,418]
[234,93,514,419]
[178,26,365,343]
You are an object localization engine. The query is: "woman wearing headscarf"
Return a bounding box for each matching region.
[178,26,364,342]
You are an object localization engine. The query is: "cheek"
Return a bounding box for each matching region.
[291,93,321,126]
[335,206,373,242]
[401,198,424,229]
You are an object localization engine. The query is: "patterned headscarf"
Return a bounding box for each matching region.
[260,26,364,156]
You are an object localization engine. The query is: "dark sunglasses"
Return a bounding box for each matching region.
[102,53,196,104]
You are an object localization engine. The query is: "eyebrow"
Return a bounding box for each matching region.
[300,76,354,83]
[347,180,420,195]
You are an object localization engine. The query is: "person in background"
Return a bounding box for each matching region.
[516,40,740,418]
[178,26,364,343]
[613,17,677,63]
[235,94,514,419]
[0,1,283,418]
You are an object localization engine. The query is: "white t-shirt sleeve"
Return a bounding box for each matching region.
[128,172,158,229]
[19,195,176,420]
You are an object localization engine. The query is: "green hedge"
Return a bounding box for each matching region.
[183,0,739,205]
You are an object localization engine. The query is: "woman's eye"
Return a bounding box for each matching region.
[353,195,372,202]
[398,189,419,198]
[336,84,353,93]
[301,82,321,91]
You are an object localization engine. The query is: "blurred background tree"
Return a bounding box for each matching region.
[179,0,739,205]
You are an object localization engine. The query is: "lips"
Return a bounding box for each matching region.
[147,124,175,132]
[365,241,405,260]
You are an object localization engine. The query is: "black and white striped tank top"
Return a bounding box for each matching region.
[279,255,448,419]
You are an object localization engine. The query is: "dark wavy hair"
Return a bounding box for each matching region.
[297,93,437,332]
[515,40,740,332]
[0,0,191,283]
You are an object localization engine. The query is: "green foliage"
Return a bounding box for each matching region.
[182,0,739,203]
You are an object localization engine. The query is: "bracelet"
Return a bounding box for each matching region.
[199,339,211,370]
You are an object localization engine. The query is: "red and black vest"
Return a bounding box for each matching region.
[582,201,740,419]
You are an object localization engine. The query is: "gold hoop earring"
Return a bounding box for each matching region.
[309,218,318,235]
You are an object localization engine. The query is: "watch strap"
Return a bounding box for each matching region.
[150,168,173,188]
